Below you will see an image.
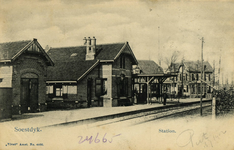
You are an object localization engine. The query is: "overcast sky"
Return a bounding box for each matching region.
[0,0,233,82]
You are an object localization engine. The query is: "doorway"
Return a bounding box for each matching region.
[20,78,38,113]
[137,84,147,104]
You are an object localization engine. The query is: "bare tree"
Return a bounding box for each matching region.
[163,51,181,73]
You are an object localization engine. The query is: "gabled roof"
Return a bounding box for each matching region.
[167,60,213,73]
[137,60,164,74]
[167,62,182,73]
[47,42,137,63]
[47,60,98,81]
[184,61,213,73]
[47,42,138,81]
[0,39,54,66]
[0,40,31,60]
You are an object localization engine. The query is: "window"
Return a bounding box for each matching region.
[192,74,194,81]
[46,85,53,94]
[209,74,211,81]
[54,85,71,98]
[56,87,63,96]
[50,84,77,98]
[196,74,199,81]
[71,53,78,57]
[120,55,125,69]
[63,85,68,93]
[95,78,107,96]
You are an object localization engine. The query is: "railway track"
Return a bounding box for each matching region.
[45,100,212,128]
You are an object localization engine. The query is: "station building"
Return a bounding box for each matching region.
[46,37,138,109]
[0,39,54,118]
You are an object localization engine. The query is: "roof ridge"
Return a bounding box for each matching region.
[0,40,32,45]
[50,42,126,49]
[184,60,210,63]
[138,60,155,61]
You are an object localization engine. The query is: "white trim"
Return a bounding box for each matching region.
[11,39,54,66]
[112,68,132,72]
[113,42,138,65]
[34,40,54,66]
[12,40,34,60]
[46,81,77,84]
[147,77,155,84]
[0,60,11,62]
[125,43,138,65]
[111,75,131,78]
[77,60,100,81]
[136,74,165,77]
[114,42,127,60]
[100,60,114,62]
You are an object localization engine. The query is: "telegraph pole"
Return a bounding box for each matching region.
[213,60,215,88]
[158,26,161,66]
[200,37,204,116]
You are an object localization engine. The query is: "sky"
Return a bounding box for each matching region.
[0,0,233,83]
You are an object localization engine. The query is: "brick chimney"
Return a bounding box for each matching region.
[85,36,96,60]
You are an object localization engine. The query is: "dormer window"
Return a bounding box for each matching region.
[71,53,78,57]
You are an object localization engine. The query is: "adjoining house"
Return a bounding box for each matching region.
[132,60,176,104]
[0,39,54,118]
[165,60,214,98]
[163,62,182,96]
[46,37,138,108]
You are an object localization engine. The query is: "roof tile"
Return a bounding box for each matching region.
[0,40,31,60]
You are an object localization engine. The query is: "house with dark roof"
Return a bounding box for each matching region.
[132,60,175,104]
[165,60,214,98]
[0,39,54,119]
[46,37,138,108]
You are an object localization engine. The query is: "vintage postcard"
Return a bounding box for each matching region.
[0,0,234,150]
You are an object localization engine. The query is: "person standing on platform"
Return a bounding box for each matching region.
[163,91,168,105]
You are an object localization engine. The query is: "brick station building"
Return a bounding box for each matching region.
[46,37,138,109]
[0,39,54,118]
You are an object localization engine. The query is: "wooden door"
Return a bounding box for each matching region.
[30,79,38,112]
[21,79,30,113]
[137,84,147,104]
[20,78,38,113]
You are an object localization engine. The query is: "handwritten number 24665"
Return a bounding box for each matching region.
[78,133,121,144]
